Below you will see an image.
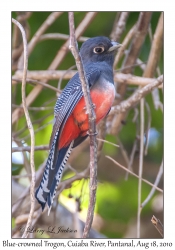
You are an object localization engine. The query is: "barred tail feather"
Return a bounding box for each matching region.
[35,131,59,210]
[47,141,74,215]
[35,137,74,213]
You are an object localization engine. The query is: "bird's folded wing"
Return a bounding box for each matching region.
[49,67,101,148]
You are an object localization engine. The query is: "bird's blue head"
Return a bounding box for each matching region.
[79,36,121,66]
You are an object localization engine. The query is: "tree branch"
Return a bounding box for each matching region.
[110,12,152,135]
[110,75,163,115]
[12,145,49,152]
[110,12,129,42]
[151,215,163,237]
[13,70,163,88]
[106,156,163,193]
[137,97,144,238]
[143,12,163,78]
[68,12,98,239]
[12,18,36,239]
[141,161,163,208]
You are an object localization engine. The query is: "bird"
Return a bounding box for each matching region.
[35,36,121,214]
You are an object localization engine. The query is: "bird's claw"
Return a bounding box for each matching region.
[83,103,96,111]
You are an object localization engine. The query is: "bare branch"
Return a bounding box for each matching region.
[110,12,129,42]
[12,174,32,179]
[13,112,53,139]
[20,119,52,142]
[111,12,152,136]
[151,215,163,237]
[137,97,145,238]
[120,12,152,76]
[12,145,49,152]
[141,161,163,208]
[97,138,119,148]
[57,65,76,96]
[12,18,35,239]
[106,156,163,193]
[125,139,137,180]
[143,13,163,78]
[110,75,163,115]
[12,78,61,93]
[117,138,130,168]
[68,12,98,239]
[113,24,137,68]
[13,70,163,88]
[39,33,89,42]
[144,101,152,155]
[12,104,53,111]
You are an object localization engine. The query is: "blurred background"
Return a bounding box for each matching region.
[12,12,163,238]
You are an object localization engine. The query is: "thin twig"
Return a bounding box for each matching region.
[151,88,162,110]
[125,139,137,180]
[136,58,146,71]
[110,12,129,42]
[20,119,52,142]
[12,18,35,239]
[12,174,32,179]
[111,12,152,135]
[96,119,107,161]
[39,33,89,42]
[68,12,98,239]
[12,145,49,152]
[147,13,163,110]
[117,138,130,168]
[17,12,32,21]
[106,156,163,193]
[113,24,136,68]
[110,75,163,116]
[12,104,53,111]
[141,161,163,208]
[115,60,147,73]
[151,215,163,237]
[13,112,53,138]
[114,73,163,88]
[143,12,163,78]
[144,101,152,155]
[148,25,162,111]
[97,138,119,148]
[12,78,61,93]
[57,65,76,96]
[137,97,144,238]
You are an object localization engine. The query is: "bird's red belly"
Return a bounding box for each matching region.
[58,84,115,149]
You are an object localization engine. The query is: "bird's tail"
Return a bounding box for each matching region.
[35,139,73,214]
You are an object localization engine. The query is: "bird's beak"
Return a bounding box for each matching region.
[108,42,122,52]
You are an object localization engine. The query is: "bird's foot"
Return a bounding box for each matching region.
[87,130,98,136]
[83,103,96,114]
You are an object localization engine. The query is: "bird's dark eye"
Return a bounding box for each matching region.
[93,46,105,54]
